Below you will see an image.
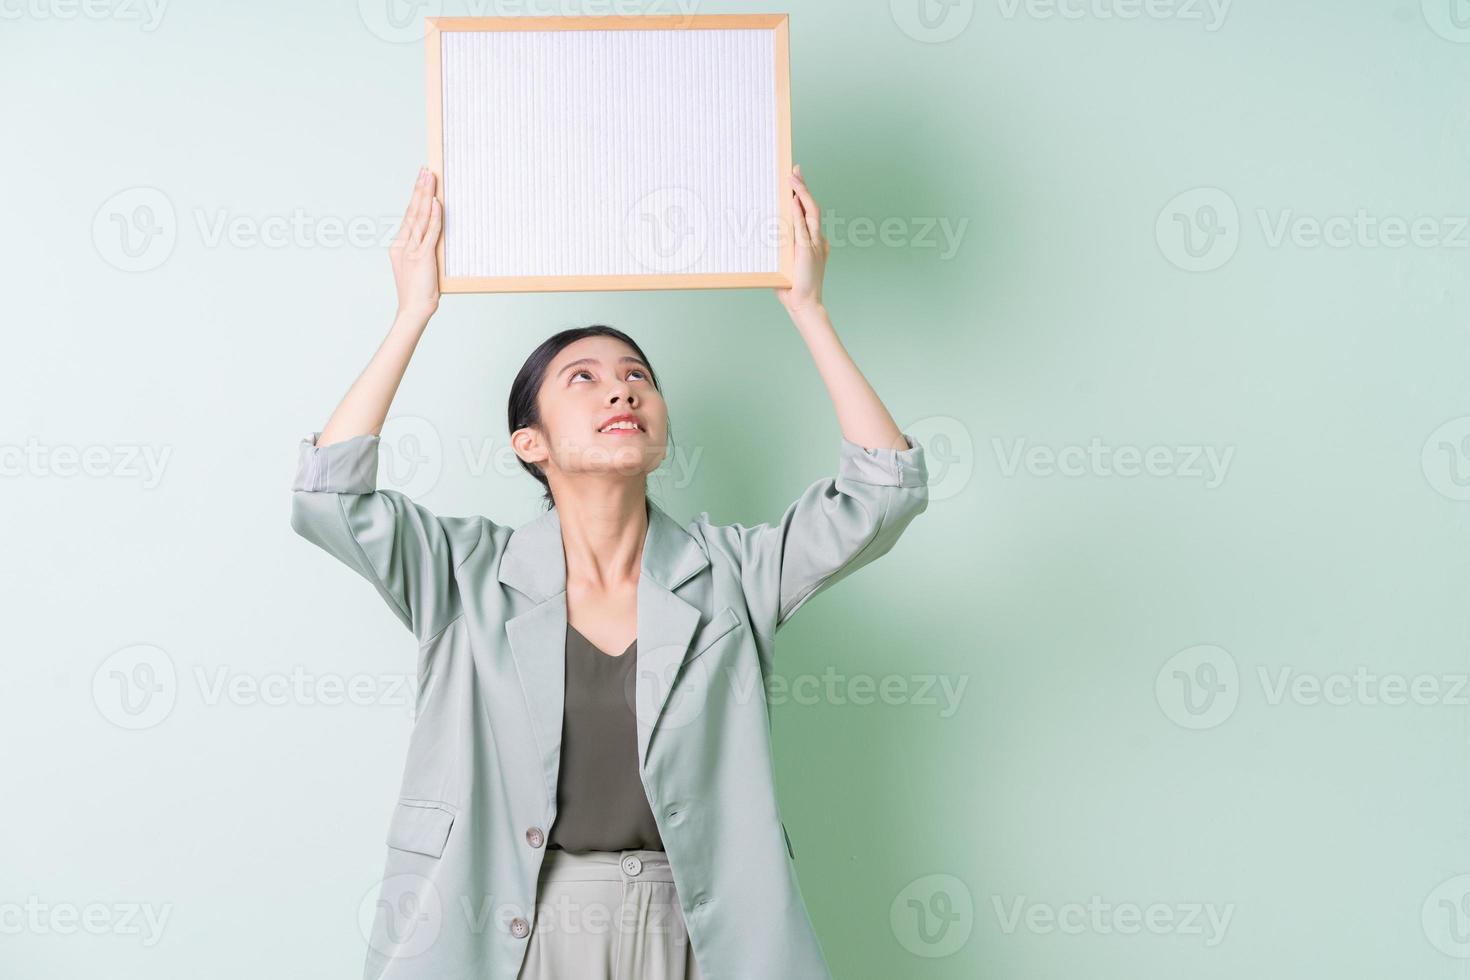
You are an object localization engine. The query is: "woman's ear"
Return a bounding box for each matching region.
[511,426,545,468]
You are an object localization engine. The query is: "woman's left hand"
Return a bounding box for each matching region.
[774,164,830,318]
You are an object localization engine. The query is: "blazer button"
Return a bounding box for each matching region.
[509,916,530,939]
[525,826,544,848]
[621,854,643,877]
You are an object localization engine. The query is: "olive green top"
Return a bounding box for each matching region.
[546,625,665,853]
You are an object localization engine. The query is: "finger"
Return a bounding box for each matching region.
[787,171,811,243]
[789,178,811,248]
[397,168,429,245]
[792,166,819,217]
[419,196,443,252]
[408,174,434,248]
[792,171,822,244]
[394,175,423,246]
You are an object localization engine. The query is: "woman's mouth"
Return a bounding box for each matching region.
[597,417,645,435]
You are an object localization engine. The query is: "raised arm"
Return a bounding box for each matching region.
[726,165,930,632]
[318,167,443,446]
[290,168,480,643]
[775,164,910,453]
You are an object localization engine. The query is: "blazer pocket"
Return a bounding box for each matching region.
[386,799,456,858]
[686,605,741,664]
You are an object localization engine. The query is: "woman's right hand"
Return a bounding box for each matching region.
[390,166,443,319]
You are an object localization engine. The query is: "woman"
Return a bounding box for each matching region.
[290,164,929,980]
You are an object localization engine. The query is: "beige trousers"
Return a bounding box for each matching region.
[516,848,703,980]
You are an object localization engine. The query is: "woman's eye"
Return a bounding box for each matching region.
[570,368,646,383]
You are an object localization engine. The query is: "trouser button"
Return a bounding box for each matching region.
[621,854,643,877]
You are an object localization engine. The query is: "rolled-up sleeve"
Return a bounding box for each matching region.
[289,431,471,643]
[735,432,930,632]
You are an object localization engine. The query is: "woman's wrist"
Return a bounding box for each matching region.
[786,301,830,329]
[393,304,436,330]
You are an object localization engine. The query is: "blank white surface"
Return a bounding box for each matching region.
[440,28,779,279]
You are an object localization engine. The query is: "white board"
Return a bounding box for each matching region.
[427,15,794,293]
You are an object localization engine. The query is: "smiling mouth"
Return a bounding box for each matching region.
[598,421,645,435]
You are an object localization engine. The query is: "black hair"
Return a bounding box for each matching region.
[506,324,665,510]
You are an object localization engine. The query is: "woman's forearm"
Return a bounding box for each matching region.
[316,167,444,449]
[316,308,431,448]
[775,166,905,453]
[790,303,906,452]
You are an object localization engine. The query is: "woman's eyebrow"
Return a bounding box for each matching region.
[557,356,649,379]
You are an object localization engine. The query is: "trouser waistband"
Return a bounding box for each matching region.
[539,848,675,884]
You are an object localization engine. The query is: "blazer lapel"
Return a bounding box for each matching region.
[497,499,711,804]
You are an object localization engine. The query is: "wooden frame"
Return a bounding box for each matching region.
[426,14,793,293]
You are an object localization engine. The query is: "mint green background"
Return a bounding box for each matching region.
[3,1,1468,978]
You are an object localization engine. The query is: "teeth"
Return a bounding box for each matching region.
[601,421,639,432]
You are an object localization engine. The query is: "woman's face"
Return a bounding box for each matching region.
[517,334,667,484]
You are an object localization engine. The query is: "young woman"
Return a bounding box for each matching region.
[290,165,929,980]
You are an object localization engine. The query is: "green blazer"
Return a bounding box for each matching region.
[289,428,929,979]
